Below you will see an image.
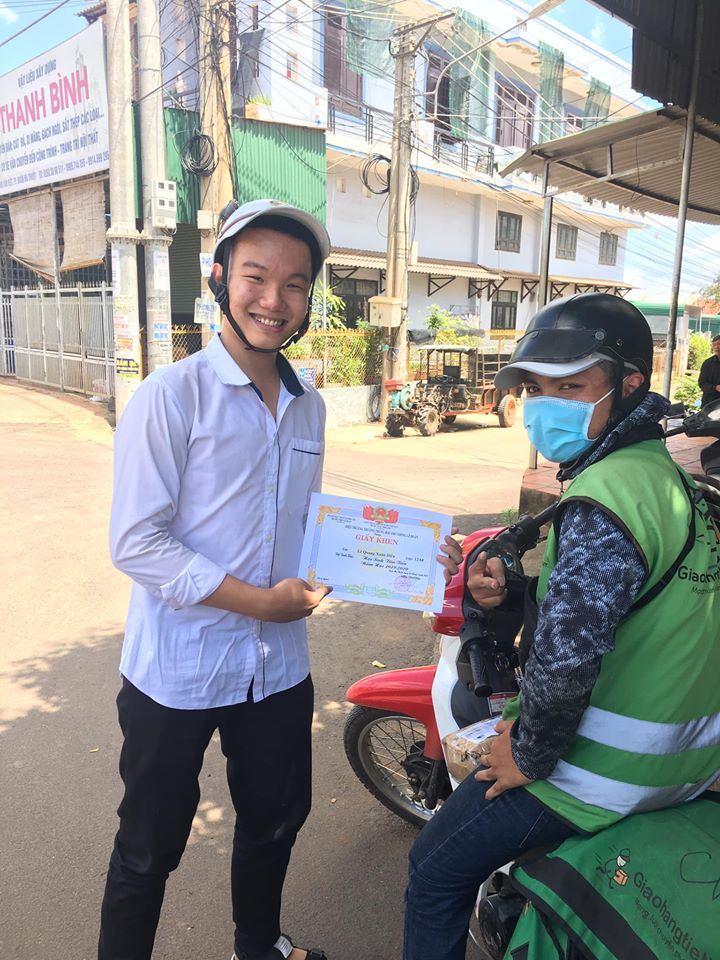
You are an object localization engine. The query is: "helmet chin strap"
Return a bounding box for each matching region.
[209,246,313,353]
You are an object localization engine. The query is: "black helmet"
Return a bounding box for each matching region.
[495,294,653,390]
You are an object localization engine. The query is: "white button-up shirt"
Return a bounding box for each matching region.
[110,333,325,709]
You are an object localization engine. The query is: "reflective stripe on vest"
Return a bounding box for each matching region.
[546,761,719,815]
[576,705,720,755]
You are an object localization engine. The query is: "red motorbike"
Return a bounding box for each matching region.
[343,509,554,828]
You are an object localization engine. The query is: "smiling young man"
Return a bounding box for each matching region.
[99,200,332,960]
[403,294,720,960]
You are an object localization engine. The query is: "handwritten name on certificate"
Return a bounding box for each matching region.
[298,493,452,613]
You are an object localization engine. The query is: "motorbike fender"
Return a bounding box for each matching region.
[346,666,443,760]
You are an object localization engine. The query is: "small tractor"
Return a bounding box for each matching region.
[384,345,520,437]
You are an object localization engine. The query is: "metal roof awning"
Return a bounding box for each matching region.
[485,268,634,303]
[327,249,631,301]
[326,248,504,297]
[326,248,503,281]
[590,0,720,127]
[501,105,720,224]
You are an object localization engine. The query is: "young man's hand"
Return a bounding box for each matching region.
[466,551,508,608]
[436,527,462,584]
[264,578,332,622]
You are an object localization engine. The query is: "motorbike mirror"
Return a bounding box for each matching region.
[702,398,720,420]
[682,406,720,438]
[666,402,686,419]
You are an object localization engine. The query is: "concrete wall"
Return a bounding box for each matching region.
[320,384,381,426]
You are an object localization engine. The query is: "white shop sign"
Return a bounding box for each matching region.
[0,22,109,197]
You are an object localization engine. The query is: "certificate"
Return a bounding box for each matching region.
[298,493,452,613]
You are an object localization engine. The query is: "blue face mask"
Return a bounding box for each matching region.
[523,387,614,463]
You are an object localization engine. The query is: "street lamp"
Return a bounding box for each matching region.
[429,0,567,120]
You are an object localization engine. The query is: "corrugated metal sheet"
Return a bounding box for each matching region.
[139,112,325,227]
[165,108,200,226]
[502,106,720,224]
[231,120,326,223]
[593,1,720,126]
[168,223,201,317]
[328,248,627,288]
[328,247,503,280]
[497,268,634,288]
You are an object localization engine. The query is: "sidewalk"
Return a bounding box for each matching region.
[519,434,710,514]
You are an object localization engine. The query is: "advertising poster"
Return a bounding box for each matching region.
[0,22,109,196]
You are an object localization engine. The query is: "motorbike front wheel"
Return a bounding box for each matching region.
[343,705,446,828]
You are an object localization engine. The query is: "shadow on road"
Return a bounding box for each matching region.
[1,598,440,960]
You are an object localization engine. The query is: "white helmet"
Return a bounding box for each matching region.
[208,198,330,353]
[213,198,330,275]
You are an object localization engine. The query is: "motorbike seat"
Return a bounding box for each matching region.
[700,439,720,479]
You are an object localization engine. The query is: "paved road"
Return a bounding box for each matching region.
[0,381,529,960]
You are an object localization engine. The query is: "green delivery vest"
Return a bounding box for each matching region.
[504,798,720,960]
[504,440,720,833]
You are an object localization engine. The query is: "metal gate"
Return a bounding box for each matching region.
[0,291,13,376]
[7,285,115,398]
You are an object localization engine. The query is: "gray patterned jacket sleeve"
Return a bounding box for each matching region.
[510,501,647,781]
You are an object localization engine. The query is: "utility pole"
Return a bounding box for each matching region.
[384,28,416,388]
[375,12,453,419]
[663,0,703,399]
[107,0,143,418]
[198,0,234,344]
[137,0,174,372]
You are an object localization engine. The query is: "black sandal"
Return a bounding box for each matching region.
[235,935,328,960]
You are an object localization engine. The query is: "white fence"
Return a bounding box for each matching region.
[1,285,115,398]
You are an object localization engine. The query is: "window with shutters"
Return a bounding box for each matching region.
[332,277,379,326]
[491,290,518,329]
[323,10,362,117]
[599,232,618,266]
[286,52,299,80]
[566,113,583,134]
[556,223,578,260]
[495,79,535,148]
[426,51,453,136]
[495,211,522,252]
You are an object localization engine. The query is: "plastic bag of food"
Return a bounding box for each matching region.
[442,717,499,783]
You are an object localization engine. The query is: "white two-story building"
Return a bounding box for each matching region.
[232,0,646,335]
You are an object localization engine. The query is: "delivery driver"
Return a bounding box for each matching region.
[403,294,720,960]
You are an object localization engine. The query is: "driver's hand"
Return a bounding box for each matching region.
[466,551,507,608]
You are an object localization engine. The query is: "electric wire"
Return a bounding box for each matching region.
[6,0,712,292]
[0,0,73,50]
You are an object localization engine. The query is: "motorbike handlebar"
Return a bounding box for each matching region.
[464,639,493,697]
[465,502,558,574]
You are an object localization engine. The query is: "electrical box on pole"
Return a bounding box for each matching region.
[149,180,178,229]
[368,296,403,328]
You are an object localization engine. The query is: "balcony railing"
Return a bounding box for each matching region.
[327,95,509,177]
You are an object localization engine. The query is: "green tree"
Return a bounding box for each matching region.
[425,303,459,331]
[688,332,711,371]
[700,275,720,302]
[673,375,701,408]
[310,282,346,331]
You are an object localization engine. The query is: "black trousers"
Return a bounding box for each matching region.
[98,674,314,960]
